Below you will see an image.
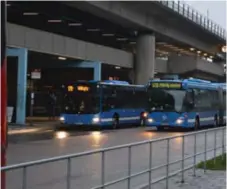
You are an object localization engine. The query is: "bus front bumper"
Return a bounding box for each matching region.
[146,118,192,128]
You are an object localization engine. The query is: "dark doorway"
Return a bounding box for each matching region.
[7,57,18,123]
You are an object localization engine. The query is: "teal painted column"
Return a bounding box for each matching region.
[7,47,28,125]
[69,61,102,81]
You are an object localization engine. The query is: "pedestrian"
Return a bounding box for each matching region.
[47,89,57,120]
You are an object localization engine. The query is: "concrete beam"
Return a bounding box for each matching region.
[7,23,133,68]
[68,1,217,53]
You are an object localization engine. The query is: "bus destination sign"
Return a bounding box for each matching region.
[77,85,89,92]
[151,82,181,89]
[67,85,90,92]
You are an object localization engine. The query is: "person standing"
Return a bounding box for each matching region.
[47,89,57,120]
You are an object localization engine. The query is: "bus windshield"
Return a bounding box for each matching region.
[148,89,186,112]
[62,93,100,114]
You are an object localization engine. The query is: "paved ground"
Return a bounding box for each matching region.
[5,126,226,189]
[143,169,226,189]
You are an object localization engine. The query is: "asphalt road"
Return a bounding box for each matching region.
[5,126,226,189]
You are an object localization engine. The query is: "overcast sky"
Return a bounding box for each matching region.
[184,1,226,29]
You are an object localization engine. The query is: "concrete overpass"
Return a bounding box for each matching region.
[5,1,226,124]
[7,1,226,84]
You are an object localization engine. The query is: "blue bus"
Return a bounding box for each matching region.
[59,80,147,129]
[145,78,226,130]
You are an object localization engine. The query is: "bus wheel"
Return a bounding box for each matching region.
[112,116,119,129]
[194,118,200,130]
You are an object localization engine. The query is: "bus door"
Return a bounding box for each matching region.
[218,87,224,125]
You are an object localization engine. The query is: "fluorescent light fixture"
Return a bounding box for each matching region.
[130,41,136,44]
[115,66,121,69]
[102,33,115,36]
[116,37,127,41]
[210,55,213,58]
[156,42,167,45]
[48,20,62,23]
[23,12,39,16]
[68,23,82,26]
[190,47,195,51]
[207,57,213,62]
[58,57,66,60]
[87,28,100,32]
[197,50,201,54]
[203,53,207,56]
[163,44,173,47]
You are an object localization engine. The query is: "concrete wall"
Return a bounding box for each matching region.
[168,55,224,76]
[7,23,133,68]
[196,59,224,76]
[168,55,197,73]
[155,59,168,73]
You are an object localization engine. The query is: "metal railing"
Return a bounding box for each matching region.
[157,1,226,40]
[2,127,226,189]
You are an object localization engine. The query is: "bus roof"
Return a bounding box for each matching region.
[74,80,145,88]
[149,78,226,90]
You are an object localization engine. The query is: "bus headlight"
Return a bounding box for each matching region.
[148,118,154,123]
[176,119,183,124]
[92,117,100,123]
[142,112,148,118]
[59,117,65,121]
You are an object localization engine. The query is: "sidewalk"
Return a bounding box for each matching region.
[142,169,226,189]
[8,119,58,135]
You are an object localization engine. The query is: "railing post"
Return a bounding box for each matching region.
[22,167,27,189]
[166,139,170,189]
[101,151,105,189]
[128,146,132,189]
[149,142,153,189]
[222,127,225,160]
[214,130,217,165]
[66,158,71,189]
[204,131,207,173]
[181,136,185,183]
[193,133,197,177]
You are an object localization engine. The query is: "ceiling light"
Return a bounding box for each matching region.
[102,33,115,36]
[190,47,195,51]
[58,57,66,60]
[163,44,173,47]
[116,38,128,41]
[222,45,226,53]
[130,41,136,44]
[68,23,82,26]
[87,28,100,32]
[23,12,39,16]
[156,42,167,45]
[210,55,213,58]
[115,66,121,69]
[203,53,207,56]
[197,50,201,54]
[48,20,62,23]
[207,57,213,62]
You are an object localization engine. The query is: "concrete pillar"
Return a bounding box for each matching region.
[135,33,155,85]
[7,47,28,125]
